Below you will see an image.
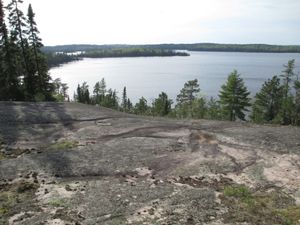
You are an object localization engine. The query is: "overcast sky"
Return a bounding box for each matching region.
[4,0,300,46]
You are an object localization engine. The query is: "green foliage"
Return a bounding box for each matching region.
[81,48,189,58]
[222,185,300,225]
[152,92,172,116]
[52,78,69,102]
[0,181,39,225]
[43,43,300,54]
[223,185,253,203]
[176,79,200,106]
[45,52,80,68]
[219,70,251,121]
[47,198,68,208]
[206,97,222,120]
[121,86,128,111]
[0,0,54,101]
[93,78,106,104]
[76,82,90,104]
[88,79,119,109]
[175,79,202,118]
[251,76,283,123]
[279,60,296,125]
[47,140,78,151]
[134,97,149,115]
[294,80,300,125]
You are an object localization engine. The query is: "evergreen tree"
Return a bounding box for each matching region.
[127,98,133,112]
[102,88,118,109]
[76,82,90,104]
[219,70,251,121]
[52,78,68,101]
[294,80,300,125]
[121,86,127,111]
[176,79,200,105]
[26,4,51,100]
[134,97,148,115]
[251,76,283,123]
[93,81,101,104]
[99,78,106,96]
[190,97,207,119]
[0,0,22,100]
[279,59,296,124]
[93,78,106,104]
[152,92,172,116]
[206,97,222,120]
[7,0,32,99]
[175,79,201,118]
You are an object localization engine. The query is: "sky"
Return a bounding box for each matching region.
[3,0,300,46]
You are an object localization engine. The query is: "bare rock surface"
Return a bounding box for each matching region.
[0,102,299,225]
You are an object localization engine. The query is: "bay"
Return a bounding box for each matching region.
[50,51,300,103]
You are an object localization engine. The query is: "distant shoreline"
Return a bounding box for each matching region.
[43,43,300,54]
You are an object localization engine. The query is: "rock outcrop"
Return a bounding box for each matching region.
[0,102,299,225]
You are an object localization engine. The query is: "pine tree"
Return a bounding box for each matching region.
[7,0,32,99]
[176,79,201,118]
[279,59,296,124]
[176,79,200,105]
[294,79,300,125]
[152,92,172,116]
[121,86,127,111]
[102,88,118,109]
[191,97,207,119]
[26,3,51,100]
[219,70,251,121]
[251,76,283,123]
[76,82,90,104]
[0,0,22,100]
[206,97,222,120]
[134,97,148,115]
[93,78,106,104]
[127,98,133,112]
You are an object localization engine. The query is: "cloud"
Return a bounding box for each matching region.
[2,0,300,45]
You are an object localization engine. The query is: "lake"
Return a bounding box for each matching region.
[50,51,300,103]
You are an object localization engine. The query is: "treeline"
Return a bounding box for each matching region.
[73,59,300,126]
[0,0,53,101]
[44,48,188,68]
[81,48,189,58]
[45,52,81,68]
[152,43,300,53]
[43,43,300,54]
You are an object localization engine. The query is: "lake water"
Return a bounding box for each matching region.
[50,51,300,103]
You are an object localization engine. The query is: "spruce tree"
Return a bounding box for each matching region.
[219,70,251,121]
[26,4,51,100]
[76,82,90,104]
[121,86,127,111]
[134,97,148,115]
[7,0,32,99]
[152,92,172,116]
[206,97,222,120]
[294,80,300,125]
[251,76,283,123]
[0,0,22,100]
[279,59,296,124]
[93,78,106,105]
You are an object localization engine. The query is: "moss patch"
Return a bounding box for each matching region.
[0,180,39,225]
[0,152,6,160]
[47,198,69,208]
[47,140,78,151]
[221,185,300,225]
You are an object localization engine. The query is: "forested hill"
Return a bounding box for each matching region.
[43,43,300,53]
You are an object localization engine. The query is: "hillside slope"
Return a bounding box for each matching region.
[0,102,299,225]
